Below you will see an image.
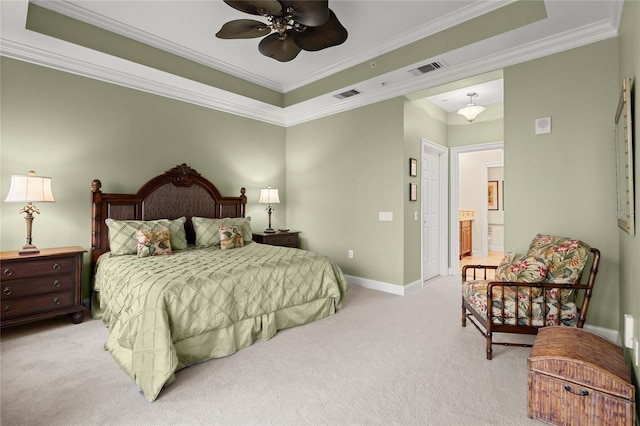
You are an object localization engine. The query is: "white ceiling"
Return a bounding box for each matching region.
[0,0,623,124]
[32,0,506,92]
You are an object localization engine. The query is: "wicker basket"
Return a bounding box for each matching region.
[528,327,635,426]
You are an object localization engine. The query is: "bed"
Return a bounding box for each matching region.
[90,164,348,402]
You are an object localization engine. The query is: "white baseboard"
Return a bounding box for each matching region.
[488,244,504,252]
[583,324,620,345]
[346,276,621,344]
[345,275,421,296]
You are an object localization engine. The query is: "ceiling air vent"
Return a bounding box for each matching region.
[334,89,361,100]
[408,61,446,76]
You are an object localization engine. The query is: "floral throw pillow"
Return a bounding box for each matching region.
[527,234,590,284]
[495,252,549,283]
[135,228,172,257]
[193,217,252,247]
[219,226,244,250]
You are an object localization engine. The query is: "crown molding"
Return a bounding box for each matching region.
[2,0,623,128]
[0,37,287,126]
[31,0,514,94]
[280,0,516,92]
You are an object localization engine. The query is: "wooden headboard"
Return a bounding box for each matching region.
[90,163,247,267]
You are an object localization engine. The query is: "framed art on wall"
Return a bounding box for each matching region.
[488,180,499,210]
[410,183,417,201]
[614,78,635,235]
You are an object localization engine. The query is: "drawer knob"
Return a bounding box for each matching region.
[3,306,10,314]
[53,280,61,288]
[53,297,61,305]
[53,263,61,270]
[3,287,11,296]
[3,268,12,277]
[564,385,589,396]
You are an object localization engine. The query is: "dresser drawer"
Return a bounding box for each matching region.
[253,232,300,248]
[1,257,75,280]
[1,274,75,299]
[1,291,75,320]
[273,234,298,247]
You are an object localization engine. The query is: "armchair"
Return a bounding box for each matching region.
[461,234,600,360]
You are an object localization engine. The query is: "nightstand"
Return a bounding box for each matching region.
[252,231,300,248]
[1,246,86,328]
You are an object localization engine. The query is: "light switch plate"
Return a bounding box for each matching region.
[379,212,393,221]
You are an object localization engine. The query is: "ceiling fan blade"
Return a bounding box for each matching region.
[293,9,347,51]
[280,0,329,27]
[223,0,282,16]
[216,19,271,39]
[258,32,302,62]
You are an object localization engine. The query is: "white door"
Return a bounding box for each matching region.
[422,150,439,281]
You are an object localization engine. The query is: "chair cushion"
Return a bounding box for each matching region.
[527,234,590,284]
[462,279,578,327]
[495,253,549,283]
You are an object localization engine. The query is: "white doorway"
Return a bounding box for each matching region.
[421,139,448,284]
[483,162,504,257]
[450,142,504,274]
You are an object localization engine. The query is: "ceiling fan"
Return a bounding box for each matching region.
[216,0,348,62]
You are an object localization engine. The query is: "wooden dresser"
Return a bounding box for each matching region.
[528,327,635,426]
[252,231,300,248]
[1,246,85,328]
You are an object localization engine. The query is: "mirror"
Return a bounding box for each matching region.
[614,78,635,235]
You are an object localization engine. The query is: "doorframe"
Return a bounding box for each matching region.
[450,141,504,274]
[482,162,503,257]
[421,138,448,285]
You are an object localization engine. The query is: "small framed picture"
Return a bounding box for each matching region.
[410,183,417,201]
[488,180,499,210]
[409,158,417,177]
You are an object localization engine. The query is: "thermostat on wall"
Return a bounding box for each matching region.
[535,117,551,135]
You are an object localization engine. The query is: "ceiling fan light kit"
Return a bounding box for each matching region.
[216,0,348,62]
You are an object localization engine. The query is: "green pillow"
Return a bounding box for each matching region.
[192,216,252,247]
[106,217,187,255]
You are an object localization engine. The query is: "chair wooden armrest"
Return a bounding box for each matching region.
[462,264,498,281]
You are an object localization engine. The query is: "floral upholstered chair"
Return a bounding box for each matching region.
[461,234,600,360]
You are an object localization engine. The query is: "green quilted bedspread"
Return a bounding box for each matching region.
[92,242,348,401]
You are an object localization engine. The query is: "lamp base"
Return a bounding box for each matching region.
[264,228,276,234]
[19,244,40,255]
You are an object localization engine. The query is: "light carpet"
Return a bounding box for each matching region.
[1,275,539,425]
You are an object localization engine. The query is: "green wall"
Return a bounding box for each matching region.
[0,57,286,295]
[617,0,640,398]
[402,100,448,284]
[285,99,406,284]
[503,38,620,330]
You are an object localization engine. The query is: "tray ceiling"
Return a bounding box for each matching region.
[0,0,622,125]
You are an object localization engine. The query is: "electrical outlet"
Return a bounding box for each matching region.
[624,314,634,348]
[348,250,353,259]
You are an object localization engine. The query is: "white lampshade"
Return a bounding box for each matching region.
[457,104,486,123]
[457,92,486,123]
[258,187,280,204]
[5,172,55,203]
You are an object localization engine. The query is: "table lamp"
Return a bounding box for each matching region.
[4,170,55,255]
[258,185,279,233]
